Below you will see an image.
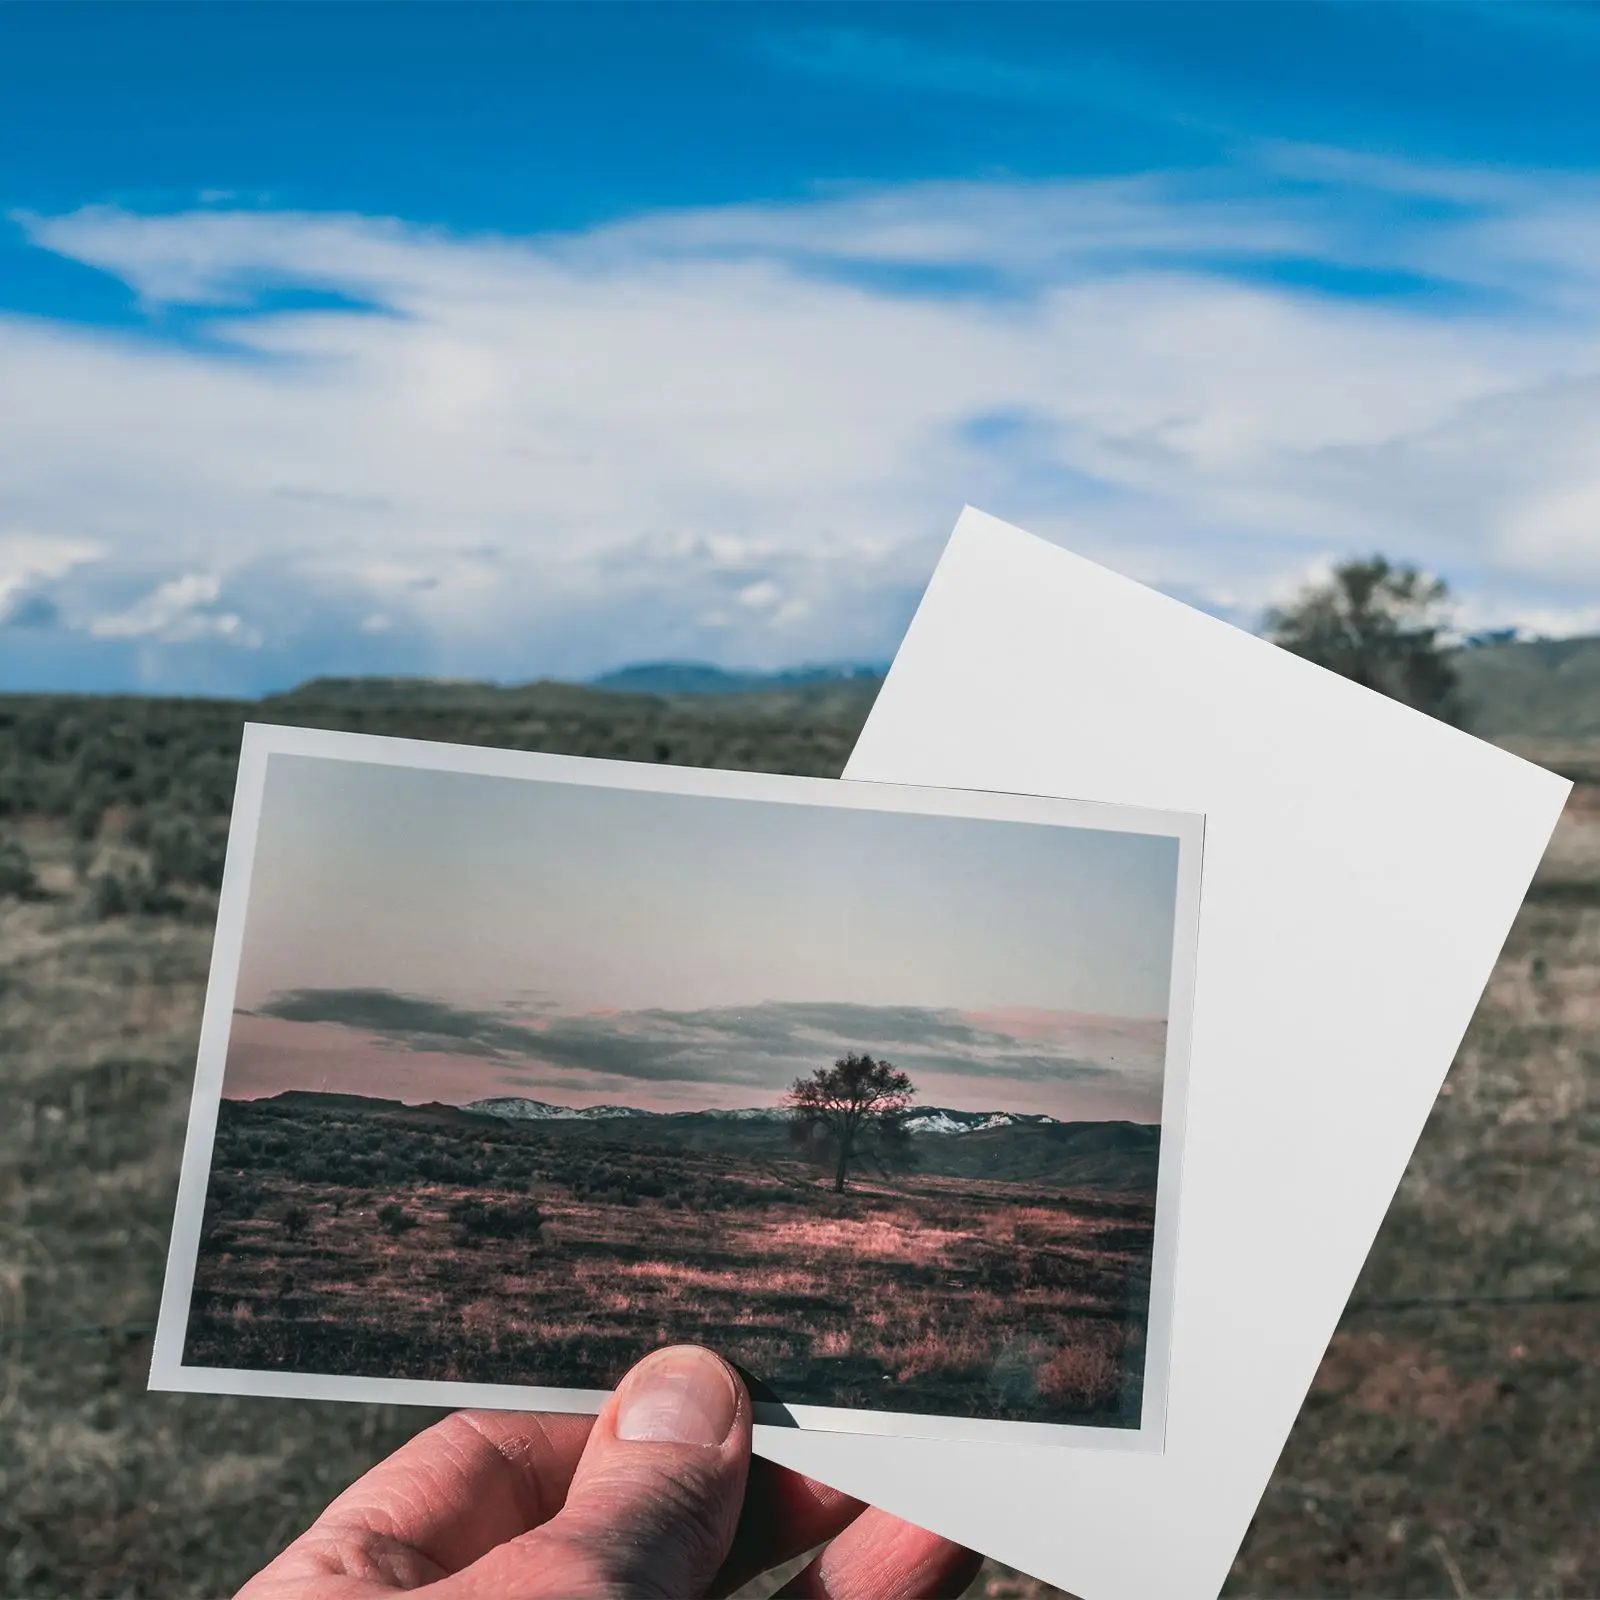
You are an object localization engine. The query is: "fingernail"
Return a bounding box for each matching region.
[615,1346,739,1447]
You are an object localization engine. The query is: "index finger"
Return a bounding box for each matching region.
[712,1456,868,1596]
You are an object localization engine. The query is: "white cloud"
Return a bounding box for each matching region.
[5,153,1600,691]
[87,572,256,644]
[738,580,783,610]
[0,530,102,594]
[0,533,104,631]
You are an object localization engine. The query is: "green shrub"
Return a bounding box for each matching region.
[448,1197,543,1245]
[377,1202,417,1236]
[88,869,134,918]
[88,866,181,919]
[68,794,104,842]
[0,837,39,899]
[147,812,227,889]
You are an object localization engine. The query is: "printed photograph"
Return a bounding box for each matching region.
[176,738,1197,1437]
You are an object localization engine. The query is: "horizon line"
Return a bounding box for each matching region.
[220,1084,1163,1126]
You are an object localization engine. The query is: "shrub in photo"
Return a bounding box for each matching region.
[448,1197,544,1246]
[377,1202,417,1237]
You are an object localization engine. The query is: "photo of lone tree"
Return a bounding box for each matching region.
[183,752,1189,1432]
[786,1052,915,1192]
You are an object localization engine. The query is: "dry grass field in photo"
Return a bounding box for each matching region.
[1,682,1595,1598]
[184,1094,1151,1425]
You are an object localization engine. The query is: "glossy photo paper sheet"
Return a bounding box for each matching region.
[745,509,1571,1600]
[152,726,1202,1451]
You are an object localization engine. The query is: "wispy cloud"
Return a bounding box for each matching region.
[6,150,1600,689]
[248,988,1158,1105]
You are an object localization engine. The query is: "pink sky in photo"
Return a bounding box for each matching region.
[221,755,1182,1124]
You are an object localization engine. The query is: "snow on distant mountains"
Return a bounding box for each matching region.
[463,1097,1059,1135]
[904,1108,1058,1135]
[465,1098,643,1123]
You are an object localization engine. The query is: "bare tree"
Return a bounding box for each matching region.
[784,1052,915,1193]
[1265,556,1462,723]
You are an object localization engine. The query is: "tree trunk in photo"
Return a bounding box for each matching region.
[832,1127,853,1193]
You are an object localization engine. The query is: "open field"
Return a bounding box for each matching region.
[1,690,1596,1597]
[184,1096,1151,1426]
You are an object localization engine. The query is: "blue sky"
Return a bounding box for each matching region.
[3,2,1600,693]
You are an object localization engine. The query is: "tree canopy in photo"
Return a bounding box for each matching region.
[784,1051,916,1193]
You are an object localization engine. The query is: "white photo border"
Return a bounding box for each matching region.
[151,722,1204,1452]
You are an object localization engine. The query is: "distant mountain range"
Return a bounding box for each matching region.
[1454,633,1600,739]
[582,636,1600,735]
[586,662,886,697]
[456,1094,1155,1186]
[242,632,1600,741]
[464,1096,1063,1136]
[249,1088,1159,1190]
[255,662,885,716]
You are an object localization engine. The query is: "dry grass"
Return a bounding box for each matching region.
[3,766,1598,1597]
[184,1120,1151,1427]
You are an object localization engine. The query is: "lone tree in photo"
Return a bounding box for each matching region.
[784,1051,915,1193]
[1264,555,1462,723]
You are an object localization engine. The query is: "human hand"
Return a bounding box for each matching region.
[238,1345,983,1598]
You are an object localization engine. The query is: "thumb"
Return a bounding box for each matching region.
[446,1345,752,1599]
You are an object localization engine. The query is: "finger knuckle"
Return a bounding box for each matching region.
[295,1525,441,1588]
[537,1470,734,1598]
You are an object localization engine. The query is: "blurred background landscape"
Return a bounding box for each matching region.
[5,2,1600,1592]
[1,632,1595,1598]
